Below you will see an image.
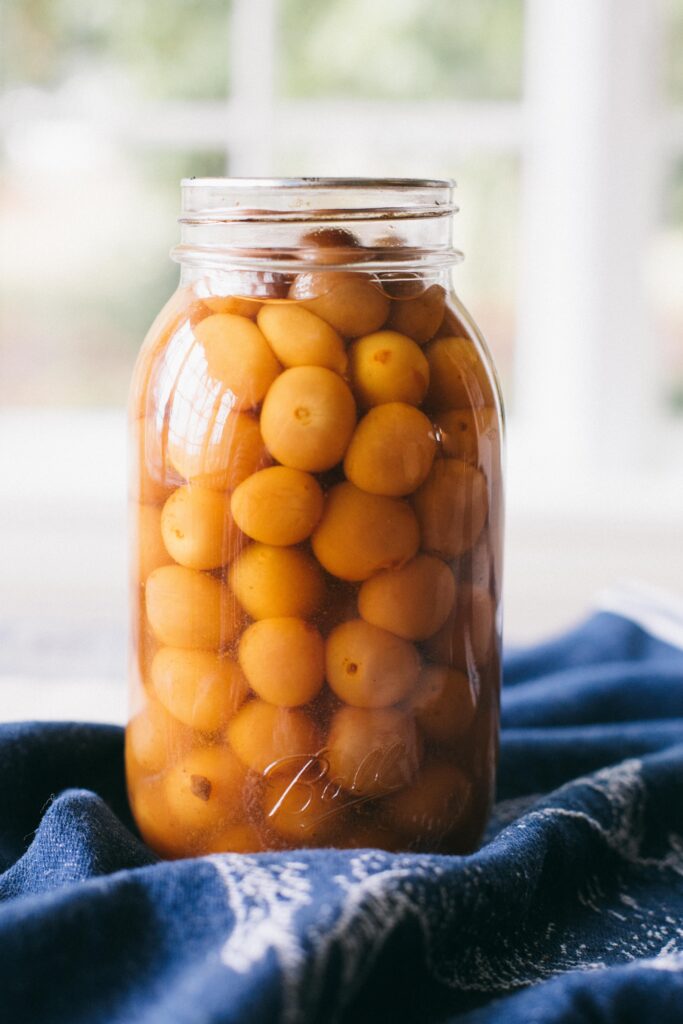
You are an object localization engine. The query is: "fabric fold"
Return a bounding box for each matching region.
[0,608,681,1023]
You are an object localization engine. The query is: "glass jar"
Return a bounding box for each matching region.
[126,178,504,858]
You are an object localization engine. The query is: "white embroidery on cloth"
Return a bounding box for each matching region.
[209,757,683,1021]
[211,855,312,1019]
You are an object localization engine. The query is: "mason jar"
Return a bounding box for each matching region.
[126,177,504,858]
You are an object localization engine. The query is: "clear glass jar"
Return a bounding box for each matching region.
[126,178,504,858]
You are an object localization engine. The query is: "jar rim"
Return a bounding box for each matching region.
[181,176,456,190]
[179,177,457,224]
[176,177,462,270]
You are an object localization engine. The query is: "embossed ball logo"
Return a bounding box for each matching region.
[262,743,416,830]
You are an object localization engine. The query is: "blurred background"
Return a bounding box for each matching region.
[0,0,682,722]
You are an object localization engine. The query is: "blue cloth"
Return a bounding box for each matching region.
[1,610,682,1024]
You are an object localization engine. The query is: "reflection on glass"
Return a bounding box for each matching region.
[652,156,683,412]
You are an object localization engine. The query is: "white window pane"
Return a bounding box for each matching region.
[665,0,683,104]
[651,156,683,413]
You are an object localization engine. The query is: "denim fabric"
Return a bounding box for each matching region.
[0,610,682,1023]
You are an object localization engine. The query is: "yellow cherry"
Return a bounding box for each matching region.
[312,482,419,582]
[325,619,420,708]
[238,618,325,707]
[384,760,471,839]
[257,303,348,373]
[387,283,446,344]
[348,330,429,407]
[163,746,247,831]
[161,485,242,570]
[260,366,356,472]
[227,700,320,775]
[289,271,389,337]
[358,554,455,641]
[229,543,326,620]
[192,313,281,410]
[145,565,241,649]
[344,402,436,497]
[412,460,488,558]
[407,665,477,744]
[325,706,421,797]
[230,466,323,546]
[150,647,249,731]
[167,409,270,493]
[424,335,494,411]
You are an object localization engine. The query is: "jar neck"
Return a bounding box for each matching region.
[172,177,463,276]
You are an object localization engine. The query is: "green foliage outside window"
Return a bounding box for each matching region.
[279,0,523,101]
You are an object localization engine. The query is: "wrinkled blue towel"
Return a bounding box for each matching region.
[1,600,682,1023]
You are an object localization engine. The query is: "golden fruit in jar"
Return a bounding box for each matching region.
[168,409,269,493]
[164,747,247,832]
[424,584,495,669]
[387,284,446,345]
[435,305,466,338]
[325,706,421,797]
[298,226,362,264]
[129,779,179,858]
[238,618,325,707]
[425,335,493,411]
[357,554,455,641]
[131,602,159,691]
[348,331,429,408]
[161,485,242,571]
[132,416,180,507]
[337,819,403,851]
[260,366,356,472]
[489,520,504,602]
[203,294,262,318]
[127,700,186,774]
[227,700,319,775]
[229,543,325,620]
[343,403,436,497]
[325,619,420,708]
[230,466,324,546]
[150,648,249,731]
[468,532,495,592]
[381,276,426,300]
[289,272,390,337]
[203,821,265,854]
[136,504,173,582]
[312,482,419,582]
[262,770,342,844]
[434,407,498,465]
[412,460,488,558]
[145,565,240,650]
[130,289,209,421]
[125,719,154,786]
[220,263,292,299]
[257,304,348,374]
[408,665,476,744]
[192,313,281,410]
[384,760,471,838]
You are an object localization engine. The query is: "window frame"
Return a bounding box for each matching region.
[0,0,681,503]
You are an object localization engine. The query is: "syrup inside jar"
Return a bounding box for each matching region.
[127,179,504,858]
